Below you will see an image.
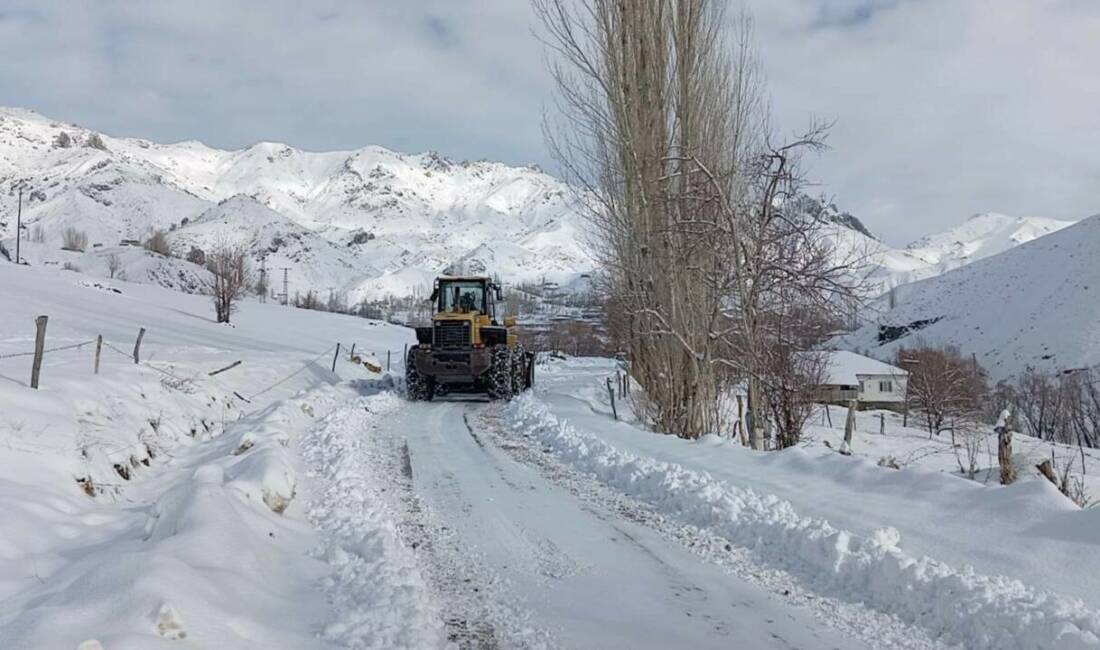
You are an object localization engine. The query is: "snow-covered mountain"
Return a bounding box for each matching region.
[836,214,1100,378]
[0,107,1076,307]
[0,107,594,302]
[814,202,1076,296]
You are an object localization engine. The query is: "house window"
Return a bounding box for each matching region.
[879,380,893,393]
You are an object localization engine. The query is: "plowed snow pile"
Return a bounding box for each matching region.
[504,357,1100,650]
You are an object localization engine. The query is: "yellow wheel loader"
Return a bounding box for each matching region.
[405,276,534,401]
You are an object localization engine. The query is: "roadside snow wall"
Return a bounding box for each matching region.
[504,394,1100,650]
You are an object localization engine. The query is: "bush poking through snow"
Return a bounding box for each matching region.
[76,476,97,497]
[877,456,901,470]
[144,229,171,256]
[154,603,187,640]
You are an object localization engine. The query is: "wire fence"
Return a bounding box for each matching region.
[0,312,416,425]
[0,338,97,360]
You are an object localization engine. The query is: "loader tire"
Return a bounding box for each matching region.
[511,345,527,394]
[524,352,535,389]
[487,346,514,401]
[405,346,434,401]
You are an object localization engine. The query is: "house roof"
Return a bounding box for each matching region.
[820,350,906,385]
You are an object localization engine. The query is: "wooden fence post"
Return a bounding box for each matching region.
[349,343,356,360]
[841,400,857,454]
[30,315,47,389]
[880,412,885,436]
[387,350,391,372]
[606,377,618,420]
[208,360,242,376]
[736,395,747,446]
[94,335,102,374]
[133,327,145,364]
[332,343,340,373]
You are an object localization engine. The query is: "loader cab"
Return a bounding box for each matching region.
[430,277,502,322]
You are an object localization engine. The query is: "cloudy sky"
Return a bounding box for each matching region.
[1,0,1096,244]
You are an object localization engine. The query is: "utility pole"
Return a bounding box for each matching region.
[258,257,268,303]
[280,267,290,306]
[15,187,22,265]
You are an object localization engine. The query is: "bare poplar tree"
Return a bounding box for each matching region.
[536,0,864,442]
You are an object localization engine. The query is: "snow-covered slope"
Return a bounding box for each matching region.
[897,212,1074,283]
[837,214,1100,378]
[0,107,594,301]
[791,197,1074,298]
[825,209,1076,296]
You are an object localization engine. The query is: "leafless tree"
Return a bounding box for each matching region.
[205,243,251,324]
[61,227,88,252]
[536,0,866,442]
[106,253,123,279]
[896,343,987,437]
[294,290,322,311]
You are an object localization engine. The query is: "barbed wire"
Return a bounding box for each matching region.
[0,338,97,360]
[247,343,338,401]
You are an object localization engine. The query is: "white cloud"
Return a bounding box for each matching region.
[0,1,1096,244]
[749,0,1100,242]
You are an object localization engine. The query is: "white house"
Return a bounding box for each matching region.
[814,350,908,410]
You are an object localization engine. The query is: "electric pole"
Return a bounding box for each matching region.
[280,267,291,306]
[15,187,22,265]
[258,257,268,303]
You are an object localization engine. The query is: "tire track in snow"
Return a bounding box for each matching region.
[379,401,558,649]
[475,404,949,650]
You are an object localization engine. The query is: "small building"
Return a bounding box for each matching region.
[814,350,908,410]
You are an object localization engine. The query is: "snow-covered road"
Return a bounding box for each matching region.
[370,397,871,649]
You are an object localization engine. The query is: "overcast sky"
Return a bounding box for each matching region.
[1,0,1097,244]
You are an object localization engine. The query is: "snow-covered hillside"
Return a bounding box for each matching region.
[792,197,1073,298]
[837,214,1100,378]
[823,208,1075,296]
[0,107,594,302]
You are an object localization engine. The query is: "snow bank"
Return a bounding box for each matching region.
[504,393,1100,650]
[300,389,443,649]
[0,383,341,648]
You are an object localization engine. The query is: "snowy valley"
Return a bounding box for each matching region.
[1,106,1098,650]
